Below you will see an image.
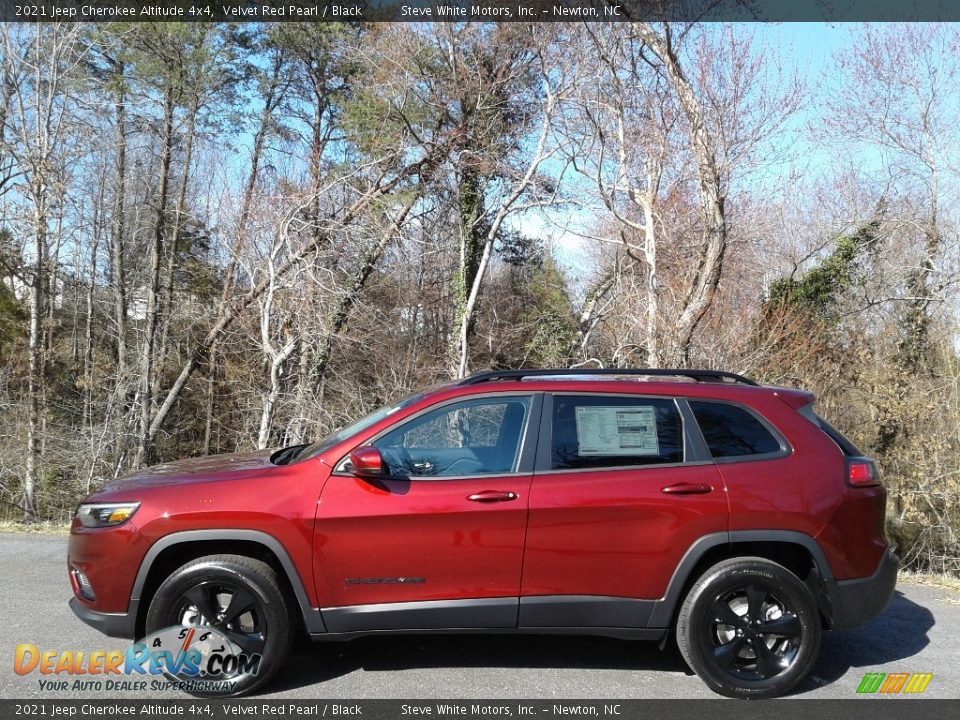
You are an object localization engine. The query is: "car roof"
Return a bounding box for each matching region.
[458,368,758,385]
[419,369,814,407]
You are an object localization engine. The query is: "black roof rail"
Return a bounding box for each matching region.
[458,368,759,386]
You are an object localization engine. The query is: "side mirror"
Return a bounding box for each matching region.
[348,446,386,479]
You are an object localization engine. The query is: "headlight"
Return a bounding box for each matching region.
[75,502,140,528]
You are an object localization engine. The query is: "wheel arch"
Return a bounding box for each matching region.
[129,530,325,638]
[648,531,836,628]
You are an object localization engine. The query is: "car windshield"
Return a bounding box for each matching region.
[290,393,427,463]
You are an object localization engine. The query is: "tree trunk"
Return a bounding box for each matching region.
[257,367,283,449]
[137,78,176,467]
[568,269,616,363]
[159,90,199,361]
[24,190,47,521]
[309,90,324,248]
[288,350,313,446]
[69,254,81,365]
[82,201,101,427]
[111,67,129,378]
[633,23,728,361]
[448,169,486,376]
[642,193,660,367]
[0,68,12,198]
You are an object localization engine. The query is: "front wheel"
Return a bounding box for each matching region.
[676,557,821,698]
[145,554,294,697]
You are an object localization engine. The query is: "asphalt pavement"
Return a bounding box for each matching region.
[1,532,957,700]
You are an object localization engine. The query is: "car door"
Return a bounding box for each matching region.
[315,393,540,633]
[519,393,728,628]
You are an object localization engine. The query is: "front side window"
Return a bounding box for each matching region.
[689,401,782,458]
[551,396,683,470]
[372,396,532,478]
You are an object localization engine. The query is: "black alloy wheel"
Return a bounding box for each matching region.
[170,580,267,655]
[145,554,294,697]
[707,584,803,680]
[676,557,822,698]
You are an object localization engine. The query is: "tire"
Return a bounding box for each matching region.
[676,557,821,699]
[145,554,294,697]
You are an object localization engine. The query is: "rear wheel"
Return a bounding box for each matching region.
[676,557,821,698]
[145,554,293,697]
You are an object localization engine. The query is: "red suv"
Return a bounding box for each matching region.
[68,369,897,698]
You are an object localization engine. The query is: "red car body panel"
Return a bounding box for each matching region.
[715,390,887,580]
[68,522,152,614]
[70,451,322,611]
[814,485,889,580]
[314,472,532,608]
[521,463,727,599]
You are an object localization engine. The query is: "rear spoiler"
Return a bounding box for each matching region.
[773,388,816,410]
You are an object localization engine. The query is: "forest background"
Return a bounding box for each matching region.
[0,21,958,574]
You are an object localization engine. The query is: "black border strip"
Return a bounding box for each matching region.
[4,1,960,24]
[0,700,956,718]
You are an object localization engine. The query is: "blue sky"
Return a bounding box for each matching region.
[770,22,853,76]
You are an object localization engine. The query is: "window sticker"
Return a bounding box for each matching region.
[574,406,659,456]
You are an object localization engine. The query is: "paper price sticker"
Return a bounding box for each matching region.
[574,406,659,456]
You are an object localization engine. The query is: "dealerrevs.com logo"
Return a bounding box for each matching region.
[14,625,261,693]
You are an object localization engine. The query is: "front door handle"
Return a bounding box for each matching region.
[661,483,713,495]
[467,490,519,503]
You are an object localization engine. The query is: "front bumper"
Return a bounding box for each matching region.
[827,547,899,630]
[69,597,137,639]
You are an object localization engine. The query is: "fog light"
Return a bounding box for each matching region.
[72,569,96,601]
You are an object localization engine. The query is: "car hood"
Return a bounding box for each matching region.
[92,449,278,496]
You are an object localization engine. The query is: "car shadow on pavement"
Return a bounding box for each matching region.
[795,589,935,695]
[264,589,933,696]
[266,632,693,693]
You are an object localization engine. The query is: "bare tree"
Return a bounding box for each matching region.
[558,25,678,365]
[0,23,86,518]
[255,226,300,449]
[204,46,288,454]
[135,54,176,467]
[561,22,800,365]
[146,153,430,445]
[826,24,960,373]
[0,54,16,199]
[448,30,564,378]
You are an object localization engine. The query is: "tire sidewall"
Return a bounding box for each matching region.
[145,558,291,697]
[679,561,822,698]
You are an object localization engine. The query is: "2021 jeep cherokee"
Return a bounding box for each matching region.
[68,369,898,698]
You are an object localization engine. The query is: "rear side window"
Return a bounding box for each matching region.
[690,401,781,459]
[551,396,683,470]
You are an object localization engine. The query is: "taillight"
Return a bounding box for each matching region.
[847,458,880,487]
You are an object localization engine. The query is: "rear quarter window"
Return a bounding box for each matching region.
[690,401,782,459]
[814,414,862,456]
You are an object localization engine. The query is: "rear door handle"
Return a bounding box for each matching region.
[661,483,713,495]
[467,490,519,503]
